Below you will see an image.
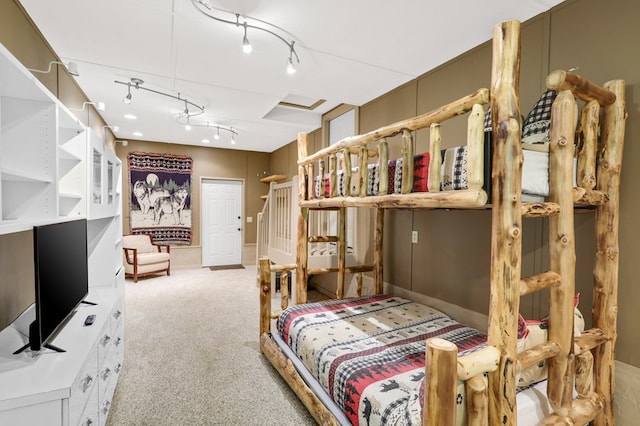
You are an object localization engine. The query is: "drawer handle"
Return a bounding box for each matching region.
[81,375,94,393]
[113,310,122,320]
[114,337,122,347]
[101,400,111,415]
[83,417,95,426]
[101,367,111,381]
[115,363,122,374]
[100,334,111,347]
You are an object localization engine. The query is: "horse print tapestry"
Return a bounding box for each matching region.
[128,152,193,245]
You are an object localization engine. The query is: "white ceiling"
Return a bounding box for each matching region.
[18,0,565,153]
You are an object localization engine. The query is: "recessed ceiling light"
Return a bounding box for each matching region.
[124,114,137,120]
[202,138,210,144]
[132,131,143,137]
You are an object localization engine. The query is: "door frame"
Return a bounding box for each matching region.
[200,177,245,266]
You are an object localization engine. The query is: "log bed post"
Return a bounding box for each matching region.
[486,20,521,426]
[592,79,626,426]
[336,207,346,299]
[424,338,458,426]
[297,132,310,304]
[259,257,272,341]
[577,100,600,189]
[374,207,384,294]
[546,89,578,415]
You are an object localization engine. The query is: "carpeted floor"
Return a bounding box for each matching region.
[106,267,316,426]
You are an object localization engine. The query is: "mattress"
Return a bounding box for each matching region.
[274,295,554,425]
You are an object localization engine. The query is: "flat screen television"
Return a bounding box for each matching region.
[13,219,89,354]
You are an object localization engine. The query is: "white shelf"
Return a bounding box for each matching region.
[0,41,124,424]
[1,167,53,183]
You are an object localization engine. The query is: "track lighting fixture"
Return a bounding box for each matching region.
[176,116,238,144]
[192,0,300,75]
[114,77,205,117]
[28,60,80,77]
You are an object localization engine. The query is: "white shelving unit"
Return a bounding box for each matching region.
[0,41,124,425]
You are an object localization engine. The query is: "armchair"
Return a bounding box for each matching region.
[123,234,170,282]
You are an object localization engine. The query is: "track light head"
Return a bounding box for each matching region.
[287,42,298,75]
[287,57,296,75]
[242,22,252,54]
[123,85,132,104]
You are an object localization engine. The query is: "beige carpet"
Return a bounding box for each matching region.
[106,267,315,426]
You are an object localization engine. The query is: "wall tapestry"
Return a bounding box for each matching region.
[128,152,193,245]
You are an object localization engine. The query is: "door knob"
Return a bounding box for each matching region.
[237,216,241,219]
[237,228,241,231]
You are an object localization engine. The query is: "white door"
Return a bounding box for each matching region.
[201,179,243,266]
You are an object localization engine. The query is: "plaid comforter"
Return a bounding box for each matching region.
[276,295,487,425]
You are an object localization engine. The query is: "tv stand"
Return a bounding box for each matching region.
[0,285,124,425]
[12,343,29,355]
[12,342,66,355]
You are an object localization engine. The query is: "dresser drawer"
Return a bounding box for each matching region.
[99,368,119,426]
[110,299,124,331]
[77,380,99,426]
[69,342,98,426]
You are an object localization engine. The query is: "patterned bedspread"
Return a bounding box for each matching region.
[276,295,488,425]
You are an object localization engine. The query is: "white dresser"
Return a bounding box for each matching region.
[0,281,124,426]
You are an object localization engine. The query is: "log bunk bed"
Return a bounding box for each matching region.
[259,20,626,426]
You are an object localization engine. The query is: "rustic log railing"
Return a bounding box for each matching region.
[259,17,625,426]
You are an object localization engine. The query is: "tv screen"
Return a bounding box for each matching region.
[16,219,89,353]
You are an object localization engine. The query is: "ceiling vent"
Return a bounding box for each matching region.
[278,94,326,110]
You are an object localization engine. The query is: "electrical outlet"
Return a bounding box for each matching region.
[411,230,418,244]
[247,216,253,223]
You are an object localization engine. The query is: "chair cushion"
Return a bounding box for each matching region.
[136,252,170,265]
[123,235,157,253]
